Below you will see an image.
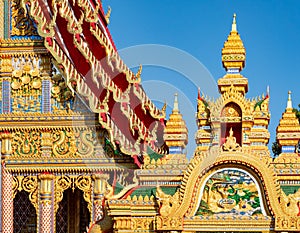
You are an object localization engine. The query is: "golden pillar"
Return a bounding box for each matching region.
[39,173,55,233]
[92,173,109,222]
[1,132,13,233]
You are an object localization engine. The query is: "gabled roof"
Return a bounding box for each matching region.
[27,0,167,161]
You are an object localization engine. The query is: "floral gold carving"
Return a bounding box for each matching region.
[12,130,41,157]
[11,55,42,113]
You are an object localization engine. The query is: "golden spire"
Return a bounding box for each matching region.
[221,13,246,72]
[287,90,293,110]
[218,14,248,95]
[277,90,300,151]
[163,94,188,151]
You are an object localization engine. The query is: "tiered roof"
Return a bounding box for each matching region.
[26,0,167,161]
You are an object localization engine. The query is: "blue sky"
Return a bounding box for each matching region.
[102,1,300,156]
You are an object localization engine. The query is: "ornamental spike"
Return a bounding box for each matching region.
[105,6,112,24]
[136,64,142,80]
[287,90,293,109]
[173,93,179,113]
[232,13,237,32]
[266,85,270,98]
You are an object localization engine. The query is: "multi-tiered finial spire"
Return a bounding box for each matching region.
[221,13,246,72]
[276,90,300,153]
[218,14,248,94]
[163,94,188,154]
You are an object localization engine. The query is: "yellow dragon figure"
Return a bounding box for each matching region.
[280,188,300,216]
[156,186,179,217]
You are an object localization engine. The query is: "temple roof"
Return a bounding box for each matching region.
[24,0,167,160]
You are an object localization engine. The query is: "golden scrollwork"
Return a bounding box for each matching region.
[55,175,93,216]
[75,175,93,214]
[12,175,38,213]
[11,0,38,36]
[52,129,77,157]
[75,129,94,157]
[12,176,21,198]
[12,130,41,158]
[54,175,72,213]
[22,176,38,211]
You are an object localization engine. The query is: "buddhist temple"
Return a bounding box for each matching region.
[0,1,300,233]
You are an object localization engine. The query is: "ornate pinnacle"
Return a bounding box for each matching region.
[287,90,293,109]
[221,14,246,73]
[232,13,237,32]
[173,93,179,113]
[164,93,188,149]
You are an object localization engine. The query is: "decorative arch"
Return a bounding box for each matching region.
[210,85,252,119]
[171,148,283,218]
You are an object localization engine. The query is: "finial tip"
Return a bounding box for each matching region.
[287,90,293,109]
[232,13,237,31]
[173,93,179,112]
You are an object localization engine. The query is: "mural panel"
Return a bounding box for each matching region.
[197,169,264,216]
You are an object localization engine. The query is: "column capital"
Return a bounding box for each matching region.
[1,131,13,157]
[38,173,55,181]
